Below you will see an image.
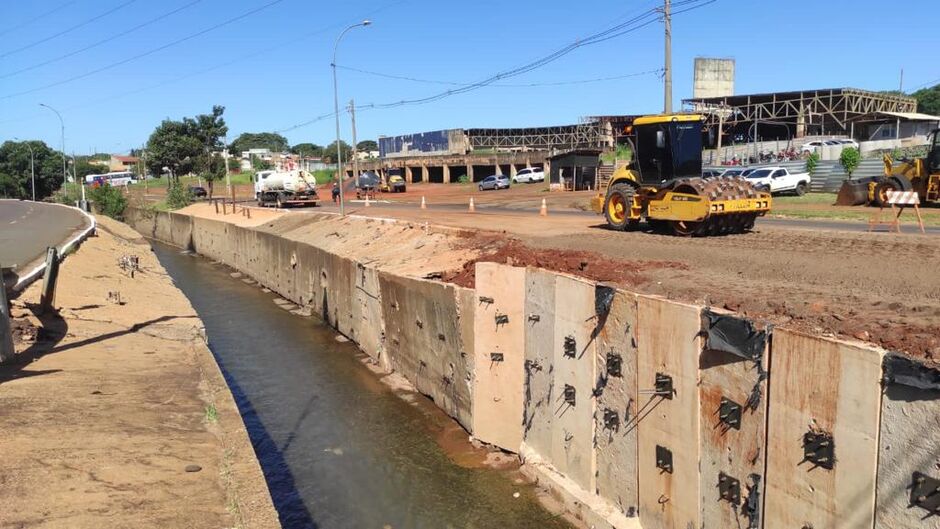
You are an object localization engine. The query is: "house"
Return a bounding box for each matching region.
[548,149,601,191]
[109,155,140,172]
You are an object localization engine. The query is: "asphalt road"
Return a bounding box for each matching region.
[317,199,940,235]
[0,200,89,280]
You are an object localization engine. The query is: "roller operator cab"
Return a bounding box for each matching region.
[591,114,772,236]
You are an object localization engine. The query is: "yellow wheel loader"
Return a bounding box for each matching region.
[591,114,771,236]
[835,129,940,207]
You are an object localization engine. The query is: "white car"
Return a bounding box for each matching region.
[745,166,811,196]
[512,167,545,183]
[800,140,826,153]
[835,139,859,149]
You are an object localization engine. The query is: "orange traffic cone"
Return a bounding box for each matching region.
[421,196,427,210]
[539,198,547,216]
[469,197,475,212]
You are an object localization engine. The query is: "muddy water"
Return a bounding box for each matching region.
[151,242,570,529]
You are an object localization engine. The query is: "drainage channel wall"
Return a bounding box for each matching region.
[127,208,940,529]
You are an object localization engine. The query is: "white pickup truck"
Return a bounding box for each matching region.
[744,166,811,196]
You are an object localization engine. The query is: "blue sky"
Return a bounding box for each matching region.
[0,0,937,154]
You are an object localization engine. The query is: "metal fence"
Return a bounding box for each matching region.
[704,159,885,193]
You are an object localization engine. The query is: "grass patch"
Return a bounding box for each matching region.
[772,193,838,205]
[205,404,219,423]
[770,208,940,226]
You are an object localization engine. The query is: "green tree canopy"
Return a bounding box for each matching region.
[356,140,378,153]
[912,84,940,116]
[320,140,353,164]
[229,132,290,155]
[0,140,67,199]
[144,106,228,179]
[291,142,323,157]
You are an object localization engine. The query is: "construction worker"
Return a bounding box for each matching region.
[332,180,340,204]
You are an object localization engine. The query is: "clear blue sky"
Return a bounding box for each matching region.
[0,0,936,154]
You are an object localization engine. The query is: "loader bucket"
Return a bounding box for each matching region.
[835,179,869,206]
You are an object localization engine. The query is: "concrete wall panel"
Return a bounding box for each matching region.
[876,354,940,528]
[594,288,639,518]
[522,268,556,462]
[636,296,702,529]
[351,263,384,365]
[472,263,525,452]
[454,286,476,431]
[698,312,769,529]
[379,273,471,428]
[550,274,597,492]
[764,329,883,529]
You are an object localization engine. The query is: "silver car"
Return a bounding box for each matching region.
[478,174,510,191]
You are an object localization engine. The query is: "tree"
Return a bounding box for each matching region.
[229,132,289,155]
[144,106,227,180]
[199,154,227,198]
[320,140,353,164]
[145,119,202,178]
[912,84,940,116]
[840,146,861,177]
[0,140,65,199]
[291,142,323,157]
[73,158,106,181]
[356,140,378,153]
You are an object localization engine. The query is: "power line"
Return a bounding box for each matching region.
[336,65,664,87]
[0,0,138,59]
[909,77,939,92]
[278,0,717,132]
[0,1,77,38]
[0,0,205,80]
[0,0,286,100]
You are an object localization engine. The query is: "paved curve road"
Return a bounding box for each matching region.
[0,199,90,282]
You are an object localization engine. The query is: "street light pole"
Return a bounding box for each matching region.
[14,138,35,201]
[332,20,371,216]
[39,103,68,196]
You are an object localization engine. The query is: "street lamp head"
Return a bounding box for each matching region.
[361,20,371,26]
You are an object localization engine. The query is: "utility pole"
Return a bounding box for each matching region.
[663,0,673,114]
[350,99,360,187]
[899,67,904,93]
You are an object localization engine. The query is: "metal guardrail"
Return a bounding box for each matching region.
[705,159,886,193]
[10,203,96,293]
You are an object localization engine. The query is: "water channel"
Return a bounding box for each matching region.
[152,242,571,529]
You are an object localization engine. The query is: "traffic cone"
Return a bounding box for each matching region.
[469,197,475,212]
[539,198,547,216]
[421,196,427,210]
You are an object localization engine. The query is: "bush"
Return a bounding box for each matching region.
[839,147,861,176]
[806,151,820,175]
[165,179,191,209]
[457,175,470,184]
[87,184,128,219]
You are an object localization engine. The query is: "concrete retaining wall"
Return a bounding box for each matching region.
[128,208,938,529]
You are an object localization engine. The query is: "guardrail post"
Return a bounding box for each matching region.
[39,247,60,314]
[0,277,14,364]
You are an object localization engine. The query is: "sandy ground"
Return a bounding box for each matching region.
[0,216,278,529]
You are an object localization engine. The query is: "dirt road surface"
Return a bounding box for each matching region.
[0,216,278,529]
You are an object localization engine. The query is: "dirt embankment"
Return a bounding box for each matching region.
[0,216,278,529]
[167,204,940,361]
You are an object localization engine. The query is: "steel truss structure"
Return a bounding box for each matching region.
[467,123,605,151]
[684,88,917,133]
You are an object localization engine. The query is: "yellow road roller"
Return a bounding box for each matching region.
[591,114,771,236]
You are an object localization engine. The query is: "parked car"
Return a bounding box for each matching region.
[745,166,811,195]
[478,174,510,191]
[836,139,860,149]
[719,168,748,177]
[800,140,826,153]
[188,185,208,198]
[512,167,545,183]
[702,169,724,178]
[386,174,405,192]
